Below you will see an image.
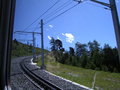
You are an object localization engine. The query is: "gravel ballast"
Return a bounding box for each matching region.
[24,58,91,90]
[11,57,91,90]
[10,57,41,90]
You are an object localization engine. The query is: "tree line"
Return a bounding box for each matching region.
[50,37,120,73]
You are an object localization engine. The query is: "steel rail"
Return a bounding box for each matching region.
[20,58,62,90]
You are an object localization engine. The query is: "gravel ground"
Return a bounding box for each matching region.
[10,57,40,90]
[24,58,91,90]
[11,57,91,90]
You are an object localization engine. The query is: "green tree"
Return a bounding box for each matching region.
[102,44,119,72]
[81,54,88,68]
[88,40,100,55]
[87,40,101,69]
[50,38,64,62]
[50,37,56,51]
[69,47,75,56]
[75,42,87,57]
[55,39,63,50]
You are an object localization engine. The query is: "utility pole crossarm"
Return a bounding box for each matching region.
[74,0,82,3]
[14,31,32,34]
[73,0,110,8]
[15,39,33,41]
[14,31,41,34]
[90,0,110,8]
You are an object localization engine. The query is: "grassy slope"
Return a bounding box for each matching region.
[37,54,120,90]
[12,40,48,58]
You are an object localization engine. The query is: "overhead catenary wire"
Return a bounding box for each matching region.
[14,34,31,39]
[23,0,60,31]
[43,0,73,20]
[44,1,73,20]
[13,33,29,40]
[13,32,33,41]
[14,35,33,41]
[33,23,40,32]
[43,0,90,19]
[34,0,72,32]
[45,3,81,24]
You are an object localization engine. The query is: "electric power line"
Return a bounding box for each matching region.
[34,23,40,32]
[43,0,73,20]
[23,0,60,31]
[45,3,80,24]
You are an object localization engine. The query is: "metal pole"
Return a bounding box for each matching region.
[109,0,120,63]
[27,41,29,55]
[34,38,36,57]
[32,32,36,61]
[41,19,46,69]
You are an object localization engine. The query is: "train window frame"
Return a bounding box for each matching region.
[0,0,16,90]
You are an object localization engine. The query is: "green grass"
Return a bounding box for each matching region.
[12,40,49,58]
[37,54,120,90]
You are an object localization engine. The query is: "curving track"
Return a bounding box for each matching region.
[11,56,91,90]
[10,56,42,90]
[20,58,62,90]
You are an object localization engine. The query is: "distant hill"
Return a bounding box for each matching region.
[12,39,48,58]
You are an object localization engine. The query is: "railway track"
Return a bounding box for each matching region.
[20,58,62,90]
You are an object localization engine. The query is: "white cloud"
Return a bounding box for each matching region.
[62,33,74,43]
[48,36,52,40]
[49,25,53,28]
[57,36,61,40]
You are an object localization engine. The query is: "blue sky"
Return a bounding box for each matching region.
[14,0,120,50]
